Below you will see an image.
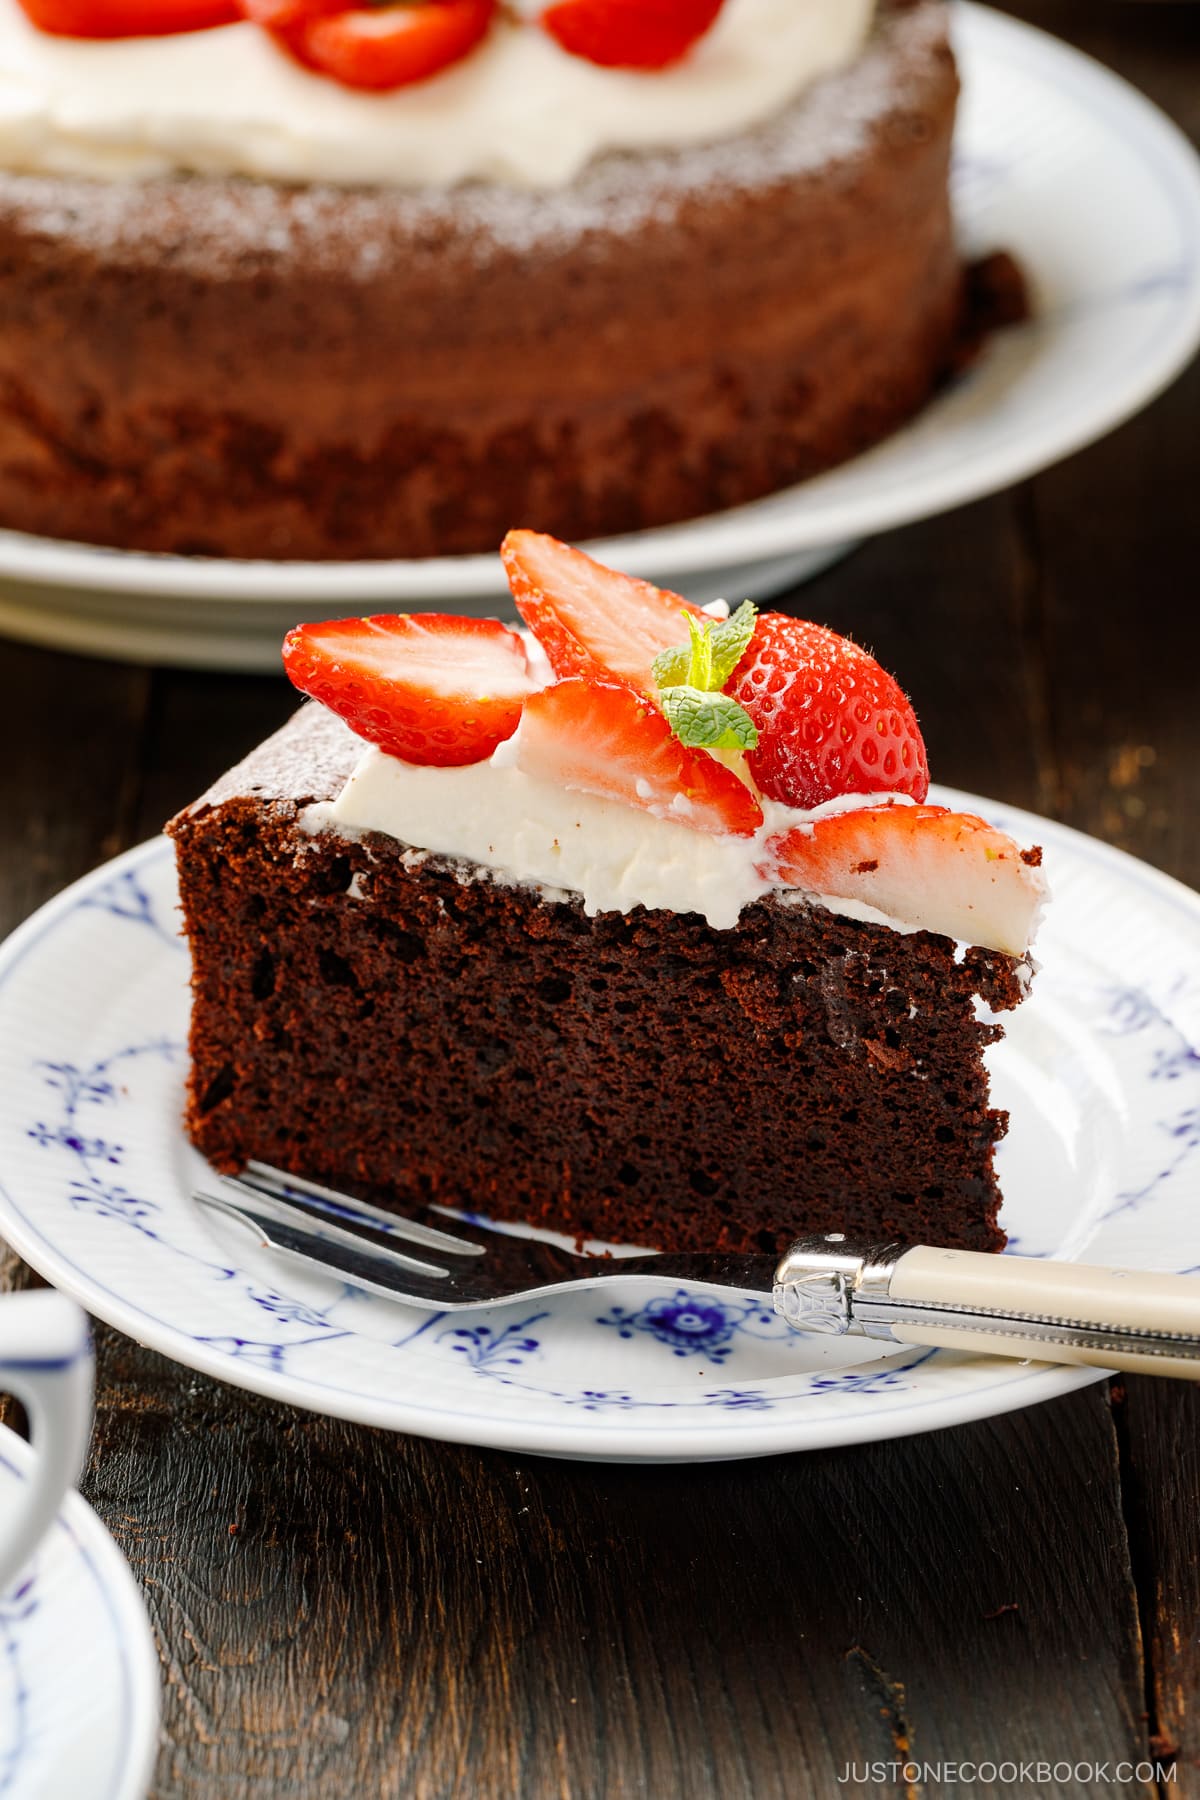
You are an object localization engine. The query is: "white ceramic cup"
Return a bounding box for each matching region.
[0,1289,94,1593]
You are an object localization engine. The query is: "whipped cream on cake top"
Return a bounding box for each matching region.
[0,0,873,188]
[305,739,919,935]
[302,728,1047,956]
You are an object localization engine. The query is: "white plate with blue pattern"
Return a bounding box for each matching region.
[0,1423,159,1800]
[2,788,1200,1461]
[0,4,1198,670]
[0,790,1198,1463]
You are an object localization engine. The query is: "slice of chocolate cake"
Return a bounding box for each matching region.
[168,534,1045,1256]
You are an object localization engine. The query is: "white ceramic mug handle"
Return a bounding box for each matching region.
[0,1290,93,1593]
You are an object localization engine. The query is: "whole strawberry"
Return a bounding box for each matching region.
[728,614,929,810]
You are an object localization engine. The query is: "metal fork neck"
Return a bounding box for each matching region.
[773,1235,903,1338]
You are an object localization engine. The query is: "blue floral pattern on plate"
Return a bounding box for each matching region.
[595,1291,787,1363]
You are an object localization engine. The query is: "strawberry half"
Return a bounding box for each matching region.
[540,0,724,69]
[764,805,1045,956]
[729,613,930,811]
[501,530,705,695]
[275,0,495,92]
[283,613,534,767]
[515,677,764,838]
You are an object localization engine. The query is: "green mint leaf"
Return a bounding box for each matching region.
[652,600,757,696]
[660,686,760,751]
[707,599,757,687]
[651,643,692,689]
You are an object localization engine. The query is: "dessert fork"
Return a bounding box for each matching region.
[195,1163,1200,1380]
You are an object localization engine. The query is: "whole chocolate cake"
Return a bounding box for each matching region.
[0,0,967,559]
[168,533,1047,1255]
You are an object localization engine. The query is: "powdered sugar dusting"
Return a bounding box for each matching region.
[1,4,948,272]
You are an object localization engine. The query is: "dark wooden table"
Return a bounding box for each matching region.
[2,5,1199,1794]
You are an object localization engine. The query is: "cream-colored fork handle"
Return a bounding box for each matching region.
[888,1247,1200,1379]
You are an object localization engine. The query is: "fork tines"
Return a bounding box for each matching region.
[239,1161,486,1258]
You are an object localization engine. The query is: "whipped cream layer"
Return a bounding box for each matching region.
[0,0,873,189]
[305,741,916,934]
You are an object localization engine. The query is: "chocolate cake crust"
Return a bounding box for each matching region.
[0,3,960,560]
[168,706,1028,1256]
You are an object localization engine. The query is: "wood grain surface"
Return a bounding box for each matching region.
[1,4,1199,1795]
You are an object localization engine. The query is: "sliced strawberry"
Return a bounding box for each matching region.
[19,0,237,33]
[516,677,763,839]
[764,805,1045,956]
[729,613,930,811]
[277,0,495,91]
[282,613,533,767]
[541,0,724,69]
[501,530,705,695]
